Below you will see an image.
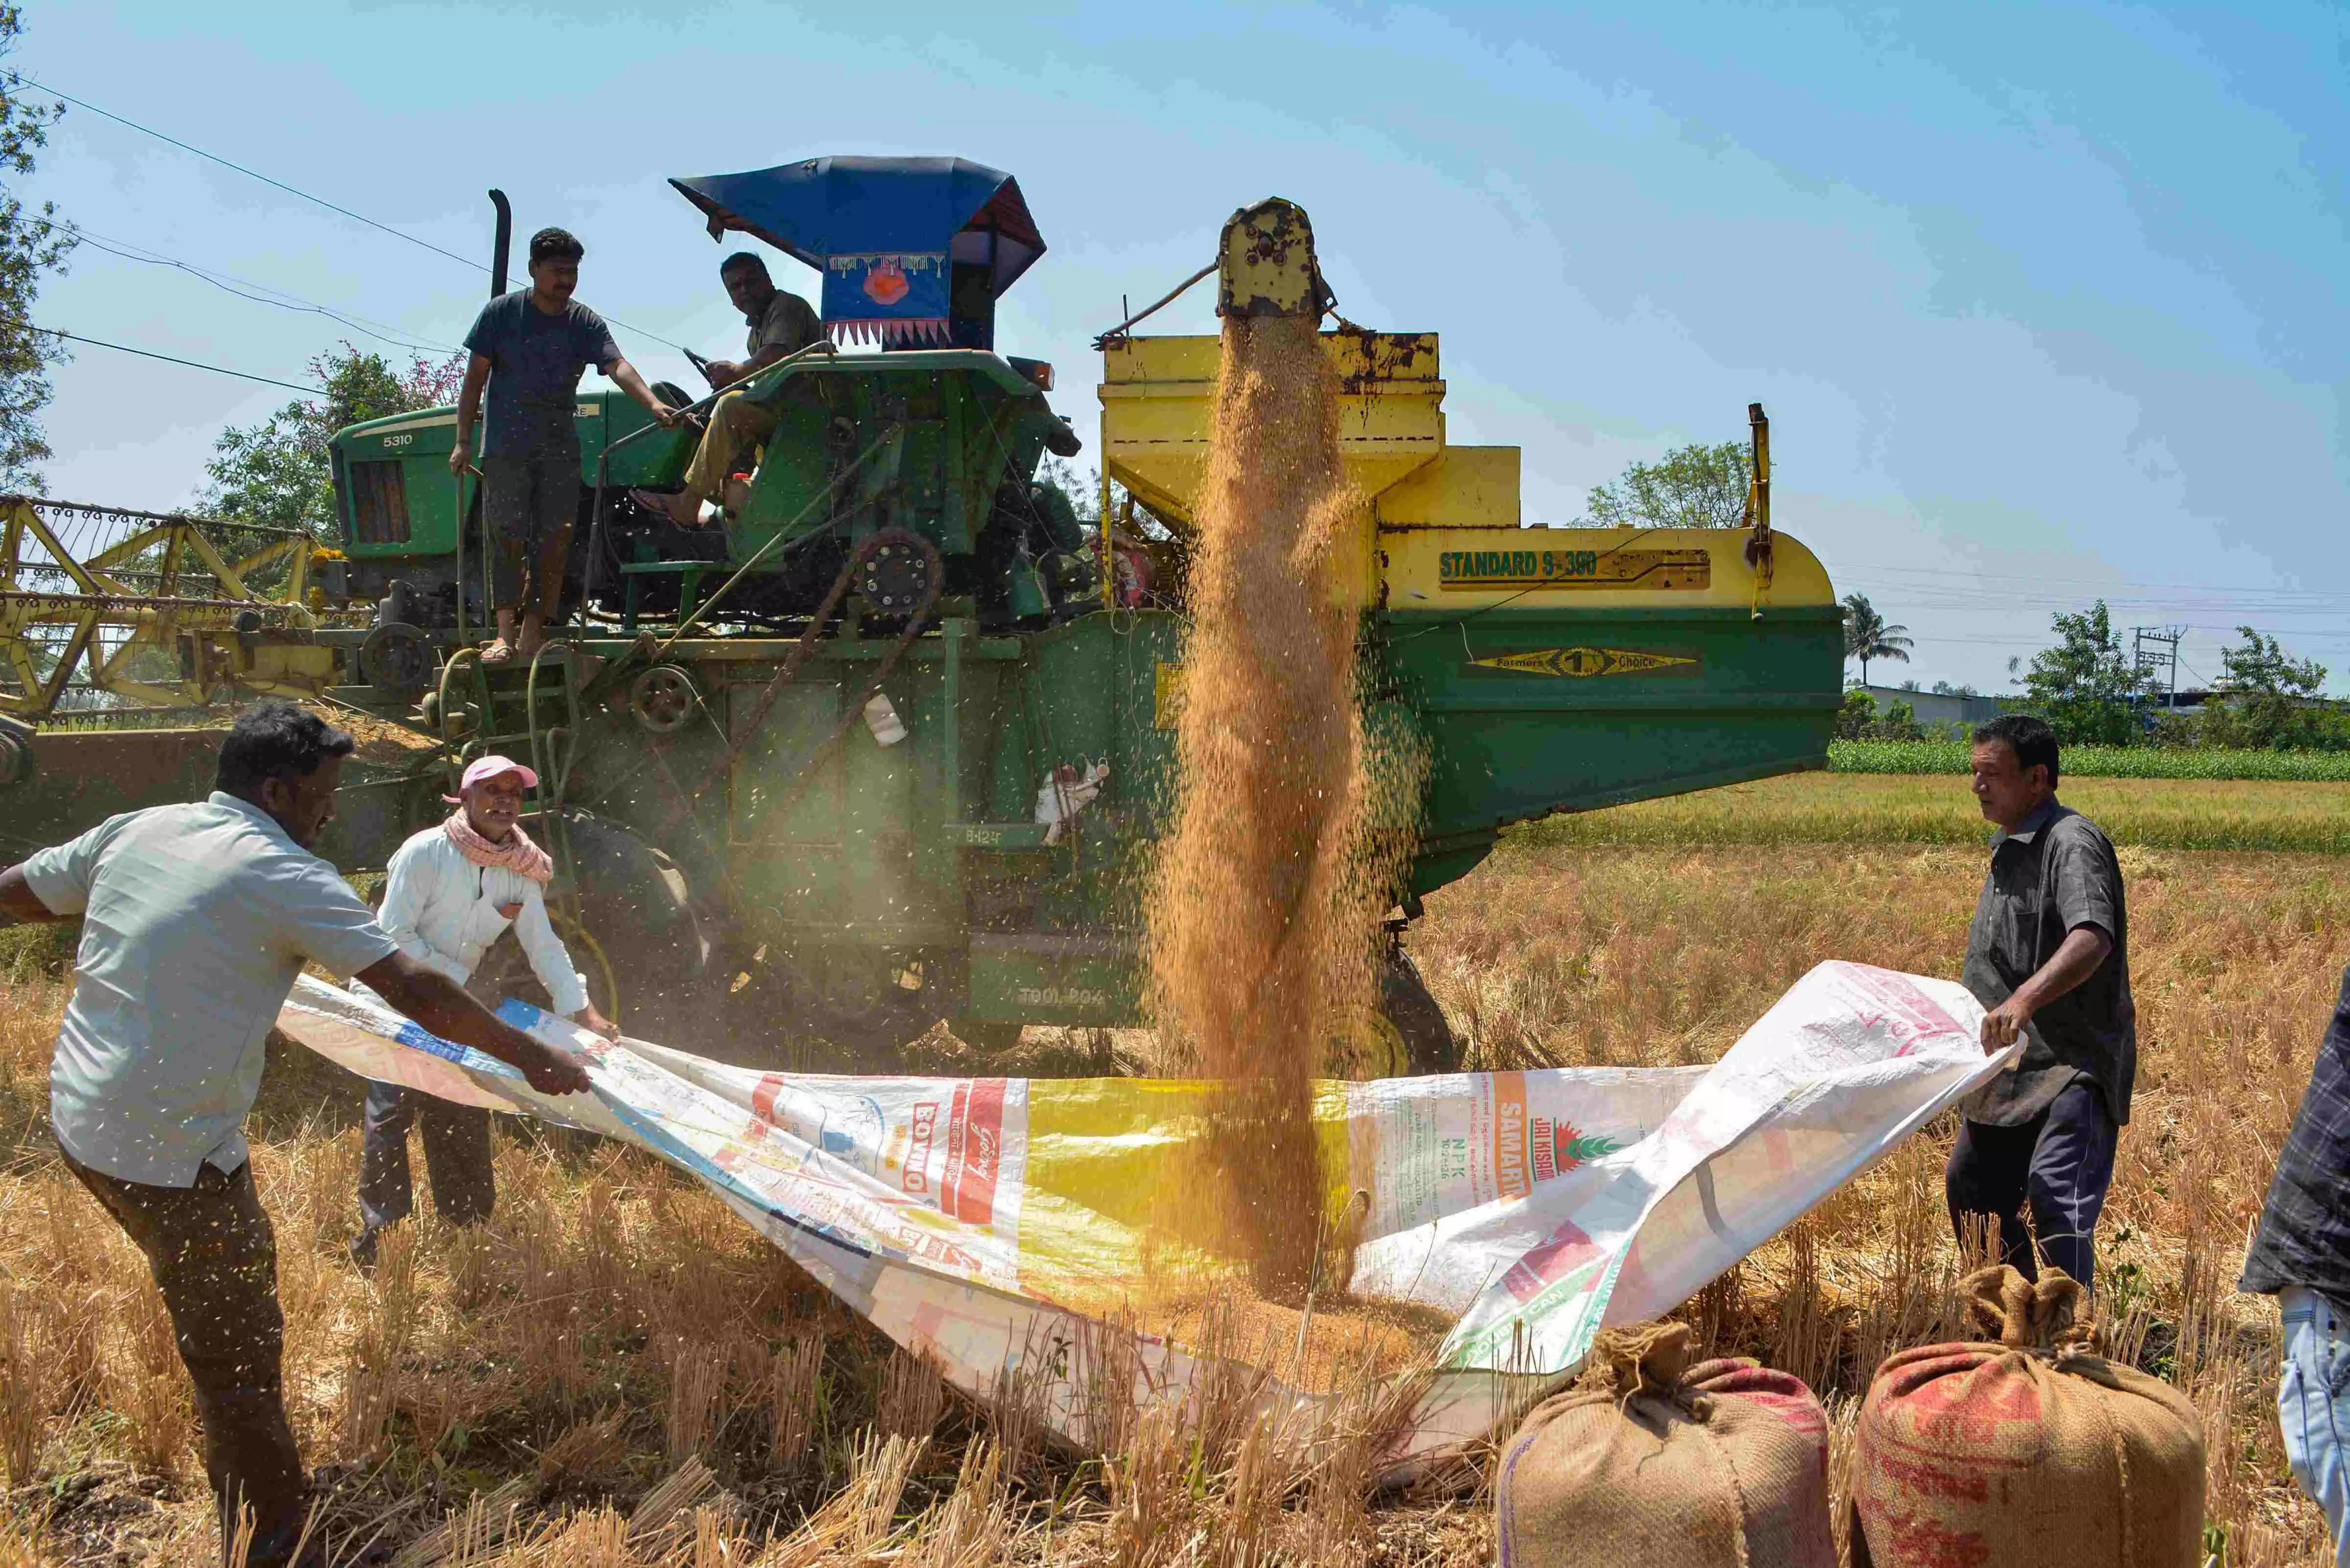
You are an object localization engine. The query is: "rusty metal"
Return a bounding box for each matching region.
[0,495,332,717]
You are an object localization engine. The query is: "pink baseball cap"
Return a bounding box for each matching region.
[442,754,539,802]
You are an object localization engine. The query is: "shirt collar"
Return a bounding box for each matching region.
[208,790,299,850]
[1996,796,2064,847]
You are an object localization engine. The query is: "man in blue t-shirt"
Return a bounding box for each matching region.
[452,226,677,663]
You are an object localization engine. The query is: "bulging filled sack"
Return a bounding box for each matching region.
[1849,1264,2206,1568]
[1497,1322,1835,1568]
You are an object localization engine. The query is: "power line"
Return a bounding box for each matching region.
[30,216,461,356]
[15,321,326,395]
[8,71,487,274]
[12,72,694,355]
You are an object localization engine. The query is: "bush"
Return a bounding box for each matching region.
[1829,740,2350,781]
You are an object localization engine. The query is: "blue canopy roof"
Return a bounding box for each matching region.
[668,157,1045,297]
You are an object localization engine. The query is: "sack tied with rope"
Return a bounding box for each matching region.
[1497,1321,1836,1568]
[1848,1264,2206,1568]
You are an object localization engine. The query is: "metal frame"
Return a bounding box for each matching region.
[0,496,324,717]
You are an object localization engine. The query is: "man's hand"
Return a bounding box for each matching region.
[651,400,681,428]
[569,1005,620,1041]
[448,444,473,479]
[1981,994,2034,1053]
[0,863,63,927]
[703,358,741,389]
[356,951,592,1095]
[1980,923,2114,1058]
[518,1043,593,1097]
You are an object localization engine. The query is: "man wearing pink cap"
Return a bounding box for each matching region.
[353,754,617,1266]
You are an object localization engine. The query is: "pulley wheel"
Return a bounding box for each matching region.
[358,622,437,701]
[629,664,699,734]
[853,528,942,615]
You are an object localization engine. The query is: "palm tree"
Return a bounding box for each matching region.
[1843,593,1914,686]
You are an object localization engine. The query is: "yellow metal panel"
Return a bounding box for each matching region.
[1099,331,1448,534]
[1373,446,1520,530]
[1379,527,1836,612]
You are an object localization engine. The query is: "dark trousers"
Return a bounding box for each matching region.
[62,1150,309,1568]
[1946,1077,2120,1292]
[480,450,578,619]
[356,1081,495,1250]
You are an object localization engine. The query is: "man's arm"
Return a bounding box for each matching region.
[606,358,678,426]
[355,949,592,1095]
[1980,924,2115,1052]
[511,885,618,1038]
[0,864,62,926]
[448,353,492,477]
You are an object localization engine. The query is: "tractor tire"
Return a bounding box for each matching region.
[467,811,711,1041]
[1381,947,1461,1076]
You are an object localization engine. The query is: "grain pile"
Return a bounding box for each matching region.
[1146,308,1399,1300]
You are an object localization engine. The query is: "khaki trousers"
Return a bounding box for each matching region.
[684,391,780,504]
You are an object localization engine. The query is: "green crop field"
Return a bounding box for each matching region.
[1520,770,2350,853]
[1832,738,2350,781]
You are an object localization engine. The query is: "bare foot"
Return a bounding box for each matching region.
[721,474,752,515]
[480,638,517,665]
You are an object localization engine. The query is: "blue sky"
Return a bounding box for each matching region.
[17,0,2348,693]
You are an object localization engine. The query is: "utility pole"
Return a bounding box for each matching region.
[2132,626,2184,708]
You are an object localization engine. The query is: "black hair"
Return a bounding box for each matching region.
[720,251,770,278]
[216,701,356,799]
[1972,713,2060,786]
[528,227,585,265]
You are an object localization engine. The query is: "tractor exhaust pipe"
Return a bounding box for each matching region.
[488,188,512,298]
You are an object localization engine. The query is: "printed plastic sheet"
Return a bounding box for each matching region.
[276,960,2013,1469]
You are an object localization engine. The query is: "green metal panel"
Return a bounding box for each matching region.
[1379,603,1844,894]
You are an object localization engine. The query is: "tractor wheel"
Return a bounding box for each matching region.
[542,811,711,1040]
[1380,947,1461,1076]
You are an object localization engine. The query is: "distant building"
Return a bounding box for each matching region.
[1862,685,2005,728]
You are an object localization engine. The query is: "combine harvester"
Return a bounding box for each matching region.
[15,161,2019,1472]
[5,157,1844,1069]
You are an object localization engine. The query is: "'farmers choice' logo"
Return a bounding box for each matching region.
[1470,646,1698,679]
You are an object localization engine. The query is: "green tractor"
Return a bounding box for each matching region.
[13,161,1847,1073]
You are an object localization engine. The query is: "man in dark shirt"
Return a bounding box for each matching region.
[637,251,824,528]
[2241,973,2350,1560]
[451,226,676,663]
[1947,713,2135,1292]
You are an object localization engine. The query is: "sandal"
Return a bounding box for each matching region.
[480,638,517,665]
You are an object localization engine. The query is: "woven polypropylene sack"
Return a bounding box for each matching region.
[1849,1265,2206,1568]
[1496,1324,1835,1568]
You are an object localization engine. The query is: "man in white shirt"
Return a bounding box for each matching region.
[0,703,589,1568]
[354,754,616,1265]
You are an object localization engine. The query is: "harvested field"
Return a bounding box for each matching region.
[1,772,2344,1562]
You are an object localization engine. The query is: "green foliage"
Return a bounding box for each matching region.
[1835,690,1926,741]
[2191,627,2348,751]
[201,343,462,546]
[1841,593,1913,684]
[2012,600,2152,746]
[1830,739,2350,781]
[0,16,77,488]
[1585,440,1751,530]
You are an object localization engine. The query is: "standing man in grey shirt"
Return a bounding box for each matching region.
[0,703,591,1568]
[1948,713,2136,1292]
[451,226,677,664]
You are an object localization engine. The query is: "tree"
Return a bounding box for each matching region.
[1842,593,1913,685]
[202,344,463,545]
[1930,679,1981,698]
[2011,600,2151,746]
[0,17,78,488]
[2199,627,2339,750]
[1585,441,1751,530]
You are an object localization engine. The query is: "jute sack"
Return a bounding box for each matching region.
[1497,1322,1835,1568]
[1849,1265,2205,1568]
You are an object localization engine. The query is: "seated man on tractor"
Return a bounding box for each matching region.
[636,252,822,527]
